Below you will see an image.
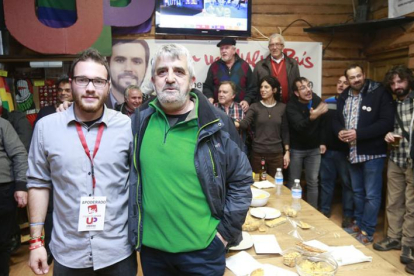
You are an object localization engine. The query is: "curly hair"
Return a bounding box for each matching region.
[259,75,281,101]
[383,65,414,92]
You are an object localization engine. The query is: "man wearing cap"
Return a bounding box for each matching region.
[253,33,300,104]
[203,37,256,112]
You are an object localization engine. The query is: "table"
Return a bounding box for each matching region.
[224,177,404,275]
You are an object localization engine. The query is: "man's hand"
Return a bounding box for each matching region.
[56,101,72,112]
[384,132,394,143]
[216,232,228,248]
[208,98,214,104]
[339,129,357,143]
[28,246,49,275]
[240,100,250,113]
[283,151,290,169]
[309,102,328,121]
[320,145,327,154]
[14,191,27,208]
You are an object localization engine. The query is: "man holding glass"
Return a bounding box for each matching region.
[27,49,135,275]
[373,65,414,267]
[333,64,394,246]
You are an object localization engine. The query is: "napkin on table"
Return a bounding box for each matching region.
[253,181,275,189]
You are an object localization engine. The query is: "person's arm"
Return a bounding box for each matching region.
[237,105,255,130]
[216,123,253,246]
[202,66,215,102]
[26,120,52,274]
[281,108,290,168]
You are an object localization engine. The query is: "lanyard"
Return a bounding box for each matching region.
[75,122,105,196]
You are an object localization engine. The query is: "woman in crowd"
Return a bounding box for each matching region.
[235,75,290,177]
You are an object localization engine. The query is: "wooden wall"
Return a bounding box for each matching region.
[118,0,414,99]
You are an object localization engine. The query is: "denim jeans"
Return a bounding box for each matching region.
[349,157,385,236]
[319,150,354,218]
[288,148,321,208]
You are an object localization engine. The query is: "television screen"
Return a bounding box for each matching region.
[155,0,252,37]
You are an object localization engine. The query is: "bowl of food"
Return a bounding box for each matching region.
[296,255,338,276]
[251,188,270,207]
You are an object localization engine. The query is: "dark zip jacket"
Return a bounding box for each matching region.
[129,89,253,251]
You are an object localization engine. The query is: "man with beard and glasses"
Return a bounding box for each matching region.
[27,48,136,275]
[372,65,414,271]
[129,44,252,275]
[333,64,394,246]
[107,39,149,108]
[203,37,256,113]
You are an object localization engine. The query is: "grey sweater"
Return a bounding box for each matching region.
[0,117,28,190]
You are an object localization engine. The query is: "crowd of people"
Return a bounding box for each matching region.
[1,33,414,275]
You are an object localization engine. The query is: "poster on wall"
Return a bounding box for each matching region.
[388,0,414,18]
[107,39,323,107]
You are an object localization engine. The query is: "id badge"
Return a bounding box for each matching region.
[78,196,107,231]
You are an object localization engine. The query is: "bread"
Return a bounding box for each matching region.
[242,213,261,232]
[250,268,265,276]
[298,221,311,229]
[283,251,302,267]
[265,216,287,228]
[296,242,326,253]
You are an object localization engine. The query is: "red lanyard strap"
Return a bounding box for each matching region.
[75,122,105,195]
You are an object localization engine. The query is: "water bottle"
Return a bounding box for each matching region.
[275,168,283,196]
[291,179,302,211]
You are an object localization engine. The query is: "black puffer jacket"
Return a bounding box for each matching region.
[128,89,253,251]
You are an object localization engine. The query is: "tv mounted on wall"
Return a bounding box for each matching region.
[155,0,252,37]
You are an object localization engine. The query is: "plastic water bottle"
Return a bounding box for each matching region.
[291,179,302,211]
[275,168,283,196]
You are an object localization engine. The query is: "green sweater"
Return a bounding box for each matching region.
[140,96,219,252]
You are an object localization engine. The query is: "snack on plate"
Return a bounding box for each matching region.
[296,242,327,253]
[298,221,311,229]
[242,213,261,232]
[283,251,302,267]
[254,194,268,199]
[265,216,287,228]
[250,268,265,276]
[299,259,335,274]
[283,206,297,217]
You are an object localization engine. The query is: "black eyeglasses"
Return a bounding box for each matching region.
[298,81,313,92]
[72,76,109,89]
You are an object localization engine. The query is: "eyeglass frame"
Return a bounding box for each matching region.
[298,81,313,92]
[71,76,110,89]
[268,43,284,49]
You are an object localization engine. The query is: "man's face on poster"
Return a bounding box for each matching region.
[109,42,148,96]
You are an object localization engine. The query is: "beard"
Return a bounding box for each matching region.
[74,92,108,114]
[394,88,410,98]
[155,84,189,109]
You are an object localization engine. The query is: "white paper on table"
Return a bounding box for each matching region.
[329,245,373,266]
[252,235,282,254]
[226,251,261,276]
[303,240,332,252]
[253,181,275,189]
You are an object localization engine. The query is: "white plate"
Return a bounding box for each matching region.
[250,207,281,219]
[229,231,253,251]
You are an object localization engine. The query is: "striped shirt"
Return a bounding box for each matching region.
[343,89,386,164]
[390,96,414,168]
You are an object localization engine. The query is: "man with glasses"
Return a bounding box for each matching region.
[254,33,300,103]
[286,77,327,209]
[333,64,394,246]
[203,37,256,112]
[27,48,136,275]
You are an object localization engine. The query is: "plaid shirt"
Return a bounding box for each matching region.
[343,88,386,164]
[214,102,246,140]
[390,96,414,168]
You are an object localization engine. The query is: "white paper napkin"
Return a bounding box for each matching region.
[252,235,282,254]
[253,181,275,189]
[226,251,261,276]
[329,245,373,266]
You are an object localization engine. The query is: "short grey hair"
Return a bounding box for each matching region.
[151,44,195,79]
[124,85,142,98]
[268,33,285,45]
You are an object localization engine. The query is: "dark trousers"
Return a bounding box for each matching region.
[0,183,17,276]
[141,235,226,276]
[53,252,137,276]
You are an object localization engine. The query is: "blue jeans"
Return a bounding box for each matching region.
[141,235,226,276]
[319,150,354,218]
[288,148,321,208]
[349,157,385,236]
